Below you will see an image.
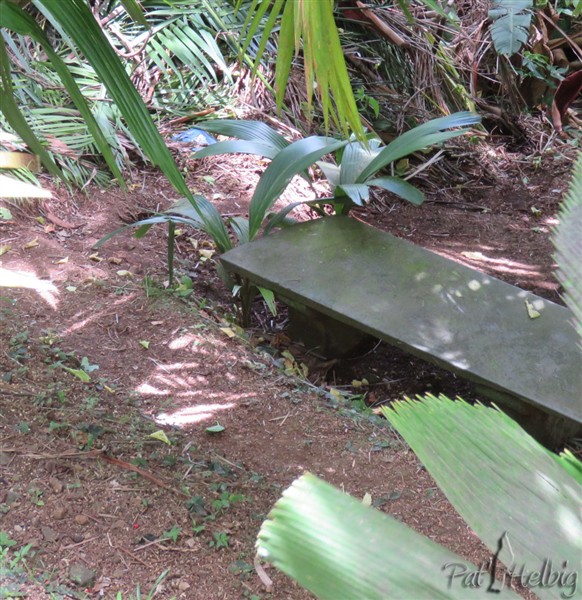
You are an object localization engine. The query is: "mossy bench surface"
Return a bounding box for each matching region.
[221,216,581,426]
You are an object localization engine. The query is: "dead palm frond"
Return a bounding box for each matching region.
[336,2,476,129]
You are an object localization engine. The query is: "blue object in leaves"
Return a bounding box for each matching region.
[173,128,217,151]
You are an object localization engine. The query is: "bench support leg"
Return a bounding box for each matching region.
[285,302,375,359]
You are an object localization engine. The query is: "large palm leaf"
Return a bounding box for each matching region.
[554,153,582,341]
[257,398,582,600]
[257,469,521,600]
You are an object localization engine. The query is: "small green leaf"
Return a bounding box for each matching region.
[161,525,181,543]
[258,287,277,316]
[139,340,151,350]
[0,531,17,547]
[0,207,13,220]
[80,356,99,373]
[63,367,91,383]
[149,430,171,445]
[524,299,541,319]
[205,424,225,434]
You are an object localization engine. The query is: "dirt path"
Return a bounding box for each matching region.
[0,147,571,598]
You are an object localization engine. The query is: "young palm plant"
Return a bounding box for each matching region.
[194,111,480,217]
[98,127,348,323]
[105,112,477,321]
[2,0,374,296]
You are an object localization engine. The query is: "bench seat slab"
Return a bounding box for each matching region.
[221,216,582,429]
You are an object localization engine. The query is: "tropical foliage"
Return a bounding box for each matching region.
[0,0,367,189]
[2,2,581,595]
[554,154,582,340]
[97,111,478,323]
[239,0,365,139]
[257,406,582,600]
[489,0,533,57]
[0,0,268,187]
[3,0,581,193]
[195,112,480,216]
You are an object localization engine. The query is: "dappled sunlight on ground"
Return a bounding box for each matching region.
[433,247,544,279]
[0,266,59,308]
[0,158,572,597]
[132,327,257,428]
[154,401,238,426]
[61,292,141,334]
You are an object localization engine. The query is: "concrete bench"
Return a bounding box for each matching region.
[220,216,582,447]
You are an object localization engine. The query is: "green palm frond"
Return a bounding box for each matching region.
[384,397,582,588]
[257,470,521,599]
[1,0,270,187]
[100,0,268,113]
[258,396,581,600]
[239,0,365,140]
[0,34,63,180]
[554,152,582,341]
[31,0,188,194]
[358,112,480,181]
[0,16,143,185]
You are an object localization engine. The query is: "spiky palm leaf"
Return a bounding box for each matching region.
[1,4,141,185]
[100,0,246,112]
[554,152,582,341]
[99,0,278,113]
[239,0,366,140]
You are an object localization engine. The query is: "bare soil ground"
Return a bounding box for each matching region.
[0,139,578,599]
